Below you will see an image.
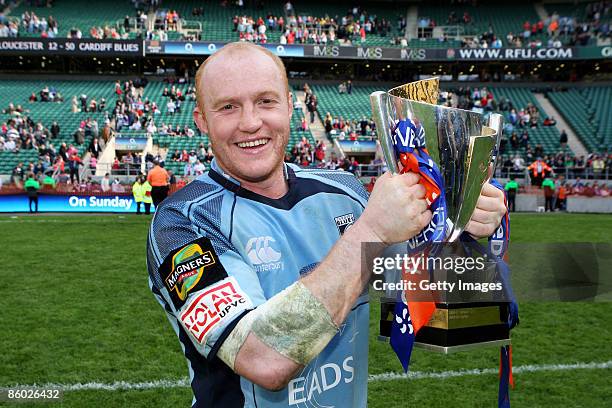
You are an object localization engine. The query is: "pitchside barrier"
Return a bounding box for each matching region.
[1,182,610,213]
[0,185,179,213]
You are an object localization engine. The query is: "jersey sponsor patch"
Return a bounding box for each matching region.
[334,213,355,235]
[160,237,228,309]
[179,276,252,344]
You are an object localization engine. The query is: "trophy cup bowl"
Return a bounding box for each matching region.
[371,78,511,352]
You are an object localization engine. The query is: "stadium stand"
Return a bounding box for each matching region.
[415,0,607,47]
[547,86,612,152]
[309,82,566,156]
[416,2,544,45]
[0,75,317,178]
[162,0,284,43]
[295,1,406,47]
[312,83,375,123]
[0,80,116,175]
[9,0,141,39]
[490,87,563,156]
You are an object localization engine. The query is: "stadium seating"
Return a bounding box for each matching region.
[311,84,376,122]
[418,3,540,38]
[548,87,612,152]
[10,0,138,38]
[411,2,596,48]
[491,87,563,156]
[0,78,316,176]
[308,83,568,156]
[162,0,405,46]
[543,3,589,21]
[163,0,284,43]
[297,2,406,47]
[0,80,116,174]
[408,38,462,49]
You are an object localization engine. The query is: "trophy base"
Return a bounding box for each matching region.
[379,301,511,353]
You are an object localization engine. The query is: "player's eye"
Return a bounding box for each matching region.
[222,104,234,110]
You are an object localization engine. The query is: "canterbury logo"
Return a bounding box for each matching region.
[246,236,282,265]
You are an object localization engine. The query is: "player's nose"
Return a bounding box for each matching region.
[238,103,263,133]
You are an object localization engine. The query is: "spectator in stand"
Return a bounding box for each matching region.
[88,137,102,159]
[167,170,176,185]
[559,129,568,147]
[68,152,83,184]
[504,176,519,212]
[306,94,317,123]
[167,98,176,115]
[111,178,123,193]
[101,173,111,192]
[315,140,326,164]
[592,154,605,177]
[193,160,206,175]
[42,173,56,189]
[50,121,60,139]
[582,182,595,197]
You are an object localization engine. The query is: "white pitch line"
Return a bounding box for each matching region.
[3,361,611,391]
[368,360,612,382]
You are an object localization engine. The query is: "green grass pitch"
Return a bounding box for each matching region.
[1,213,611,407]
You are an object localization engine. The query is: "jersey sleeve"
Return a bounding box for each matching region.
[147,200,267,360]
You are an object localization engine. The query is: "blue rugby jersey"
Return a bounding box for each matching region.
[147,158,370,408]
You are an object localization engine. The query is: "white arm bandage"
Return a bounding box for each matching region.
[218,281,338,370]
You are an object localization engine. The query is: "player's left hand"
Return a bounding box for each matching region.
[465,182,506,238]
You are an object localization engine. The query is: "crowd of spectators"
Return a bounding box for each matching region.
[323,113,377,141]
[1,109,56,154]
[233,2,402,46]
[169,143,214,176]
[283,136,318,167]
[425,1,610,49]
[20,11,58,38]
[29,86,64,103]
[502,152,611,181]
[0,12,19,37]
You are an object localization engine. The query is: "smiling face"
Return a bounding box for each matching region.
[193,44,292,185]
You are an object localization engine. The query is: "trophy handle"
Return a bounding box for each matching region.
[370,91,399,174]
[487,113,504,179]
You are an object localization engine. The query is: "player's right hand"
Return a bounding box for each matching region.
[358,172,432,245]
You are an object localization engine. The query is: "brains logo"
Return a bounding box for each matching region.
[246,236,283,272]
[165,244,216,301]
[334,213,355,235]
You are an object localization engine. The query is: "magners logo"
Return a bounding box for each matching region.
[165,244,215,300]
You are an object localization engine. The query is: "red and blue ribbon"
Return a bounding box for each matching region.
[388,119,519,408]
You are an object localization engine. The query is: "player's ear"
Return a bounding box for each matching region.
[193,105,209,134]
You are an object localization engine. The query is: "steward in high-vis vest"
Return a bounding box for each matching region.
[133,175,153,215]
